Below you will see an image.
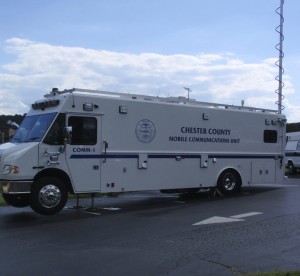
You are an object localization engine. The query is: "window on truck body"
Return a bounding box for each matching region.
[263,130,278,143]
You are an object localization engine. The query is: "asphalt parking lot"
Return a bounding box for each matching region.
[1,177,300,276]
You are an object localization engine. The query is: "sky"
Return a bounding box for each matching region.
[1,0,300,122]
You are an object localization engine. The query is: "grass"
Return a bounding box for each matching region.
[0,194,5,206]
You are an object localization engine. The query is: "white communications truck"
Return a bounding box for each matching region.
[0,88,286,215]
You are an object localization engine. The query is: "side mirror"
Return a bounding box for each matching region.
[64,126,72,144]
[60,127,72,153]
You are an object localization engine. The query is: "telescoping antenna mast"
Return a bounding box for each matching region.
[275,0,285,114]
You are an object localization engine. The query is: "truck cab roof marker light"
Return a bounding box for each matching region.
[32,99,60,110]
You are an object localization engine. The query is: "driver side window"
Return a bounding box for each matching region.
[68,116,97,145]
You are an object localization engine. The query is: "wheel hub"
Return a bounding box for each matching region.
[38,185,61,208]
[223,174,236,191]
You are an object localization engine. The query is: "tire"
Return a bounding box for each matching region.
[30,176,68,215]
[2,193,30,208]
[288,162,296,174]
[217,169,241,195]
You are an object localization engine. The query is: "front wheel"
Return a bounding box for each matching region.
[217,169,241,195]
[30,176,68,215]
[2,193,30,207]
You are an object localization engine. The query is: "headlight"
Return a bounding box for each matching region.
[2,165,19,175]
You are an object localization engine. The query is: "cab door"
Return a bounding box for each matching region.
[65,114,101,193]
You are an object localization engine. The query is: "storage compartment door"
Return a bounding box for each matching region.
[251,160,275,184]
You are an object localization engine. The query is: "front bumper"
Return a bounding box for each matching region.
[0,180,32,194]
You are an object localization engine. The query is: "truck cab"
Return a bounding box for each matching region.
[0,91,102,215]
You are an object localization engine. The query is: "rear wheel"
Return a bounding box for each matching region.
[217,169,241,195]
[30,176,68,215]
[2,193,30,208]
[288,161,296,174]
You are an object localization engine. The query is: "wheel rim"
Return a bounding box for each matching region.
[222,172,236,191]
[38,185,61,208]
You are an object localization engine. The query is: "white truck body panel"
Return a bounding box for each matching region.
[0,88,286,197]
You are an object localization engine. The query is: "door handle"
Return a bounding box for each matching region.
[103,141,108,163]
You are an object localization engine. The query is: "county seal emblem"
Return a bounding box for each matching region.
[135,119,156,143]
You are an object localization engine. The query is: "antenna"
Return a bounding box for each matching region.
[183,87,192,100]
[275,0,285,114]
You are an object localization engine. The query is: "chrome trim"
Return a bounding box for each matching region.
[0,181,32,194]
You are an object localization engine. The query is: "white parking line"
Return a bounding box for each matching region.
[230,212,263,219]
[193,212,263,226]
[193,216,244,225]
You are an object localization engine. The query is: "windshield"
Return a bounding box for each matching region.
[11,113,57,143]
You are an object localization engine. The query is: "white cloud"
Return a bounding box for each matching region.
[0,37,298,121]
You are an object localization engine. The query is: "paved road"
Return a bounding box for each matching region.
[1,179,300,276]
